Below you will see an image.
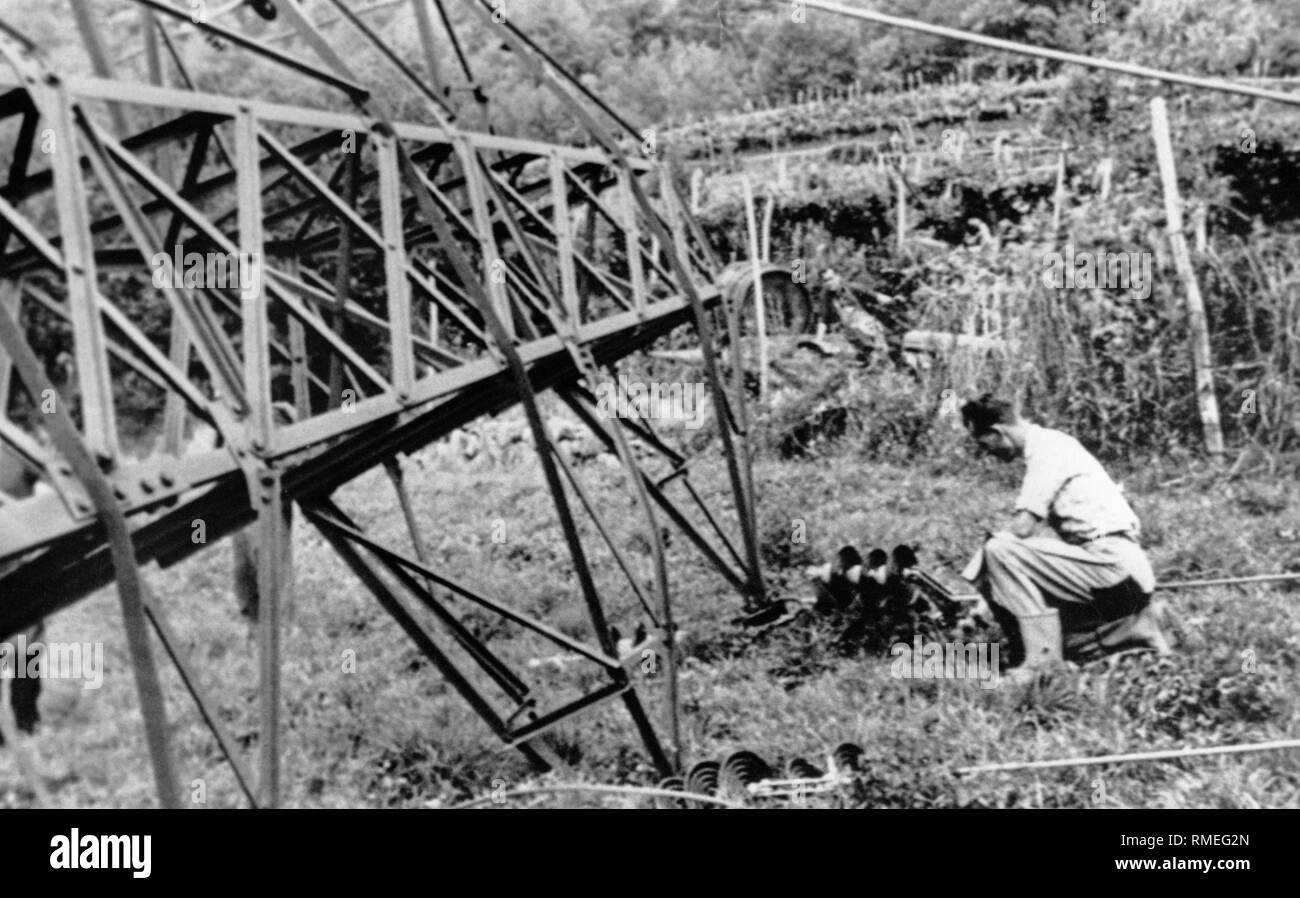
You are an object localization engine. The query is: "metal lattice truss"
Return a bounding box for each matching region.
[0,0,765,807]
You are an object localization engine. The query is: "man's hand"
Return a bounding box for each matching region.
[1009,510,1040,539]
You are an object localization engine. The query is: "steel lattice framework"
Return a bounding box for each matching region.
[0,0,767,807]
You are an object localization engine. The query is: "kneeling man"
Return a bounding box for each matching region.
[959,395,1169,670]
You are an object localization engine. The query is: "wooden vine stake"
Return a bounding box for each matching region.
[895,169,907,250]
[760,194,774,262]
[1150,97,1224,457]
[742,175,769,401]
[1051,141,1068,237]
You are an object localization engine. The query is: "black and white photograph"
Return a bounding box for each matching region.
[0,0,1295,848]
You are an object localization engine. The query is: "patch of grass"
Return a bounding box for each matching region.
[3,430,1298,808]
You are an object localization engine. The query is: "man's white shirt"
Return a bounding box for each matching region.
[1015,424,1140,544]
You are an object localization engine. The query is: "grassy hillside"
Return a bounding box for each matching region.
[4,420,1297,808]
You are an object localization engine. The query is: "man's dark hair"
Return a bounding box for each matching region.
[960,393,1018,437]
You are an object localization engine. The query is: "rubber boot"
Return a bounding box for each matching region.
[1014,609,1063,672]
[1019,610,1060,665]
[1137,604,1173,655]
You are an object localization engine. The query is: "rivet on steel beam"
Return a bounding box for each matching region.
[73,498,92,514]
[159,472,175,488]
[113,485,127,501]
[139,477,156,494]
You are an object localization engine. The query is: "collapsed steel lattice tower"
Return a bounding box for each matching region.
[0,0,766,807]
